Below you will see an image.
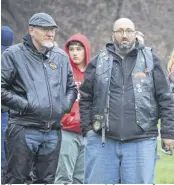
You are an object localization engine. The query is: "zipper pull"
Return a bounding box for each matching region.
[47,122,50,128]
[44,63,47,68]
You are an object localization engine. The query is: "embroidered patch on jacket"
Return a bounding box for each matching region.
[49,63,57,70]
[93,120,101,131]
[134,72,146,78]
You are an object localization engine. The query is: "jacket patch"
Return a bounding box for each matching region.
[93,120,101,131]
[49,63,57,70]
[134,72,146,78]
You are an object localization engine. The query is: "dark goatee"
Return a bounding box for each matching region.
[114,41,135,56]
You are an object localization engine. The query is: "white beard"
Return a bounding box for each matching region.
[43,41,54,48]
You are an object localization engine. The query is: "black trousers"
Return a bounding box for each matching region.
[3,124,61,184]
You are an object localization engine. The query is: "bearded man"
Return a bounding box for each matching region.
[79,18,174,184]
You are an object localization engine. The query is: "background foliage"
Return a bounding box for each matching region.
[2,0,174,64]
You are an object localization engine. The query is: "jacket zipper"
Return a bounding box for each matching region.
[42,59,53,128]
[121,58,126,141]
[59,65,62,84]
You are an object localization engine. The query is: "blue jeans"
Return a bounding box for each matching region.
[4,124,61,183]
[84,131,157,184]
[1,112,8,183]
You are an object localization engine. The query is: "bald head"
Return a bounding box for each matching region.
[113,18,135,31]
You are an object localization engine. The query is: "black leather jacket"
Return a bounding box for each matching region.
[80,43,174,140]
[1,34,77,130]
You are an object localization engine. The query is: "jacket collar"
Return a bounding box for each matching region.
[23,33,53,58]
[106,41,144,59]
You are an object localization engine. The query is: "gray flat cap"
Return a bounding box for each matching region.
[29,13,58,28]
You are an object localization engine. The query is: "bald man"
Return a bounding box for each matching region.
[80,18,174,183]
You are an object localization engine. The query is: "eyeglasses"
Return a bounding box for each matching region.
[113,29,135,36]
[35,26,57,33]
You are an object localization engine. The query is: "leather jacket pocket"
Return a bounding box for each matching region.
[24,93,40,115]
[6,124,23,140]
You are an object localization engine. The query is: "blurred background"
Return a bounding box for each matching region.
[1,0,174,64]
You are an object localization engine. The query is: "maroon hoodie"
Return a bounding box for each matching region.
[62,33,91,133]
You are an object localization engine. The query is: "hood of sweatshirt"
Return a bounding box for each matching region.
[64,33,91,72]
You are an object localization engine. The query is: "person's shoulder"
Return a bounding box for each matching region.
[52,47,68,57]
[151,51,161,64]
[89,53,100,67]
[144,46,152,51]
[91,49,108,61]
[149,50,164,69]
[142,46,161,63]
[98,49,108,56]
[2,43,23,56]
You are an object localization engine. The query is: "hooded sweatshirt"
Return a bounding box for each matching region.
[62,33,91,133]
[1,26,14,54]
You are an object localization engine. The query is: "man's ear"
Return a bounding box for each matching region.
[28,26,34,35]
[111,33,114,42]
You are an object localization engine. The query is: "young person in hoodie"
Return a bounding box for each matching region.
[54,33,91,184]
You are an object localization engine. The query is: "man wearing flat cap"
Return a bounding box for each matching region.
[1,12,77,183]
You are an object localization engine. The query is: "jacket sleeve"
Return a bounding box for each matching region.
[1,50,28,111]
[153,54,174,139]
[79,56,98,136]
[65,60,78,112]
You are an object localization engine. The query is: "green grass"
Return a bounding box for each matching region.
[155,141,174,184]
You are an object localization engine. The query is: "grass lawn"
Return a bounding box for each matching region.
[155,140,174,184]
